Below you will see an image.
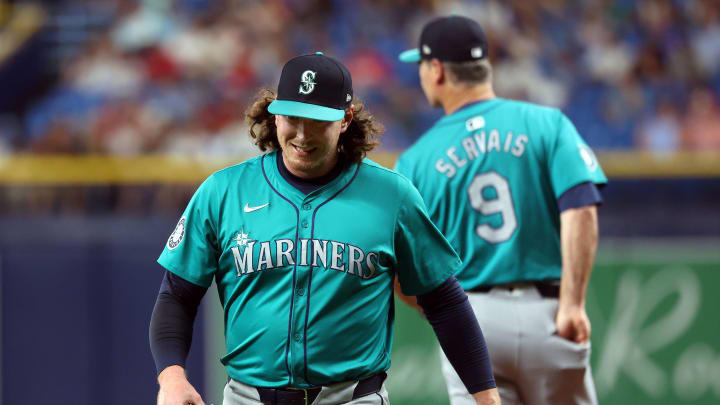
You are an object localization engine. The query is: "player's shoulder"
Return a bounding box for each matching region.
[211,154,263,177]
[358,158,417,192]
[495,98,563,120]
[396,122,448,167]
[203,154,265,188]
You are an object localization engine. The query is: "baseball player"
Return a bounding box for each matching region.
[395,16,607,405]
[149,52,501,405]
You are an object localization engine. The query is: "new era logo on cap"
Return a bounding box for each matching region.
[268,52,353,122]
[399,15,489,63]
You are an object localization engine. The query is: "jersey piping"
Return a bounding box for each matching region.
[304,162,361,385]
[261,154,301,385]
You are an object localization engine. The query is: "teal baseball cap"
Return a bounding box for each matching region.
[268,52,354,122]
[399,16,489,63]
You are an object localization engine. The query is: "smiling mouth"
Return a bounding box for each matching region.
[292,144,316,156]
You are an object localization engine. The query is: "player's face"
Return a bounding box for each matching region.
[275,112,351,179]
[419,60,440,107]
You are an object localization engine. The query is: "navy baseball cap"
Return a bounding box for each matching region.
[399,16,488,63]
[268,52,353,122]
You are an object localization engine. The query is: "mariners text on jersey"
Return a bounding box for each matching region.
[230,237,378,278]
[435,122,529,179]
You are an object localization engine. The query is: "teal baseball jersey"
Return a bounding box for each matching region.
[395,98,607,289]
[158,150,460,388]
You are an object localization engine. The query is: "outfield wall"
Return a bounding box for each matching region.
[386,241,720,405]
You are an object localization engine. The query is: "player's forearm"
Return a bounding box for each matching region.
[149,291,196,374]
[150,271,207,375]
[472,388,502,405]
[559,205,598,307]
[158,365,188,385]
[418,277,496,394]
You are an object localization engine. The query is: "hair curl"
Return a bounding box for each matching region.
[246,89,384,164]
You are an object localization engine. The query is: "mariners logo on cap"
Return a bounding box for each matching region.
[299,70,317,95]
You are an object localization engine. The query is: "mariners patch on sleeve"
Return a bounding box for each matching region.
[167,216,186,250]
[578,142,598,172]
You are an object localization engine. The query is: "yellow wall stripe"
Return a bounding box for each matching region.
[1,151,718,185]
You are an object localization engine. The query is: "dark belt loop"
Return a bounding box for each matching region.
[351,372,387,399]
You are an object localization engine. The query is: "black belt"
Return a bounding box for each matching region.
[256,372,386,405]
[468,282,560,298]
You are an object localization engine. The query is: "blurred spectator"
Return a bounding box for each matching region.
[635,99,682,155]
[688,0,720,78]
[682,87,720,150]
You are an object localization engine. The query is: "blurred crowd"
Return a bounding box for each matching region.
[1,0,720,158]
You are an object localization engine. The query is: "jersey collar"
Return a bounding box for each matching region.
[262,150,359,203]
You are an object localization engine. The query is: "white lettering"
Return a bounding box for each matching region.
[487,129,501,152]
[673,343,720,401]
[474,131,486,153]
[462,136,478,160]
[231,242,255,275]
[596,268,701,397]
[512,134,528,157]
[364,252,378,279]
[299,239,309,266]
[276,239,294,267]
[446,146,467,168]
[311,239,328,268]
[257,241,272,270]
[435,159,456,178]
[330,241,344,271]
[347,244,364,276]
[503,131,513,152]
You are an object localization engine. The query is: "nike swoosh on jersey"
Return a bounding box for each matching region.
[244,203,270,213]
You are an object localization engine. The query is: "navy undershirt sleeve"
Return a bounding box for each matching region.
[557,181,603,212]
[149,270,208,375]
[417,276,496,393]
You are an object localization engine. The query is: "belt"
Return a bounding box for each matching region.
[256,372,386,405]
[468,282,560,298]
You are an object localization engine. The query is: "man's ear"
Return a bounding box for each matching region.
[340,106,354,133]
[431,59,445,85]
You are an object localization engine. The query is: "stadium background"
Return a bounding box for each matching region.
[1,0,719,404]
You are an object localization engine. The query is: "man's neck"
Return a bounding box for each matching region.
[441,83,496,115]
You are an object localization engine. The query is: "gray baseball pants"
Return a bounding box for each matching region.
[440,283,598,405]
[223,378,389,405]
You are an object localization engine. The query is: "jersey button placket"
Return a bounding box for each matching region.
[292,197,314,383]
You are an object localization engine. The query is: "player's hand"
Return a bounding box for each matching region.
[472,387,502,404]
[157,365,205,405]
[555,303,591,344]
